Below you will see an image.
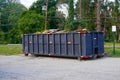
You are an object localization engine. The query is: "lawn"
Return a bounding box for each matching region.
[0,45,22,55]
[104,42,120,57]
[0,43,120,57]
[105,48,120,57]
[104,42,120,46]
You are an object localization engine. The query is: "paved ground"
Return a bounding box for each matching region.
[0,55,120,80]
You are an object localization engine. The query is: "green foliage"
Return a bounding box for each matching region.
[29,0,59,29]
[18,11,45,33]
[29,0,58,15]
[0,30,5,44]
[47,0,58,29]
[55,11,66,30]
[0,0,120,44]
[8,27,22,43]
[68,0,74,22]
[75,0,96,30]
[0,2,26,32]
[64,21,73,31]
[8,3,26,30]
[0,0,27,44]
[65,0,74,31]
[29,0,43,14]
[71,19,88,30]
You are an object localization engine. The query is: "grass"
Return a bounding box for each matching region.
[105,48,120,57]
[104,42,120,57]
[0,45,22,55]
[104,42,120,46]
[0,42,120,57]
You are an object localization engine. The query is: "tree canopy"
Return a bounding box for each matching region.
[0,0,120,44]
[0,0,27,43]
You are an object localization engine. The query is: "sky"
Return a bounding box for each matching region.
[21,0,115,8]
[20,0,37,8]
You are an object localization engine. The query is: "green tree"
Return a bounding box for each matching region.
[55,11,65,30]
[18,11,45,33]
[8,27,22,43]
[64,0,74,31]
[0,0,27,43]
[8,3,26,30]
[29,0,59,29]
[99,1,120,41]
[75,0,96,30]
[114,0,120,42]
[0,30,5,44]
[0,0,26,32]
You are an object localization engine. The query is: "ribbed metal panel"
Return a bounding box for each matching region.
[22,32,104,58]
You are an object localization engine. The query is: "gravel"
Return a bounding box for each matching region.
[0,55,120,80]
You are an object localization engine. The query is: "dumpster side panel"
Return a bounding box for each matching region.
[33,35,39,54]
[73,33,81,56]
[60,33,67,56]
[29,35,34,54]
[54,34,61,55]
[38,34,44,54]
[81,33,93,57]
[67,33,74,56]
[43,34,49,54]
[92,32,99,56]
[22,35,25,52]
[81,34,86,56]
[23,34,29,53]
[93,33,98,48]
[86,33,93,56]
[48,34,55,54]
[98,32,104,54]
[92,32,104,56]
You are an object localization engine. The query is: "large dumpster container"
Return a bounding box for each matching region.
[22,32,104,59]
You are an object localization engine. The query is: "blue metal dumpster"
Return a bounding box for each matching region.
[22,32,104,59]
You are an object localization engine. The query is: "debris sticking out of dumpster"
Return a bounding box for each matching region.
[34,32,42,34]
[22,32,104,60]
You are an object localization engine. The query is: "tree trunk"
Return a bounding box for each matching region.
[96,0,101,32]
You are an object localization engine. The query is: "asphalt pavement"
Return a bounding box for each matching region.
[0,55,120,80]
